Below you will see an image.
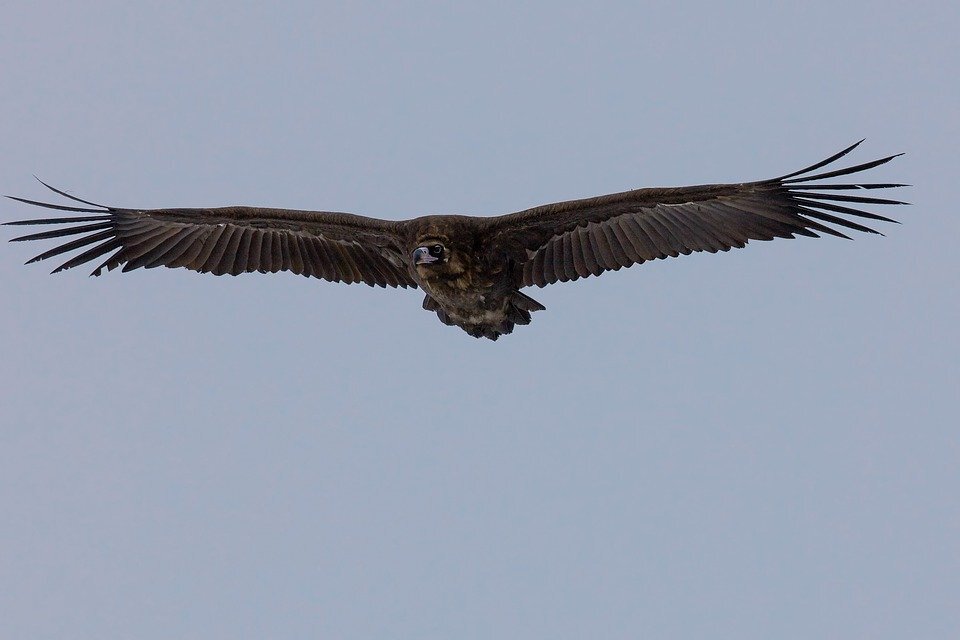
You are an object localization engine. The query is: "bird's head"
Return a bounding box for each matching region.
[413,242,447,266]
[412,237,472,283]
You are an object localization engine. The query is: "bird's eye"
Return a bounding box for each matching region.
[429,244,444,257]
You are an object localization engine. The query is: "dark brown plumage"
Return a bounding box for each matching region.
[4,141,906,339]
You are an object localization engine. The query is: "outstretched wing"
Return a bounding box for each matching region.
[486,141,907,288]
[4,183,416,288]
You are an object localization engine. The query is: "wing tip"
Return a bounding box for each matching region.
[33,177,111,209]
[776,140,906,184]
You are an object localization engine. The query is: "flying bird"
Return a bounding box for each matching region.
[4,141,906,340]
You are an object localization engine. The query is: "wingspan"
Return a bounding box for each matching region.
[4,181,416,288]
[486,141,907,288]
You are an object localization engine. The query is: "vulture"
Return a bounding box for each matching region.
[4,141,905,340]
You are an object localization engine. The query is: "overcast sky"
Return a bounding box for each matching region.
[1,2,957,638]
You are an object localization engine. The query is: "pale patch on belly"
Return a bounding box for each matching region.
[451,307,510,325]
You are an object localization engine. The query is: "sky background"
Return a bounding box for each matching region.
[1,2,957,638]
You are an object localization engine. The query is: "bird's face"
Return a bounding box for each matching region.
[413,242,447,266]
[412,238,471,284]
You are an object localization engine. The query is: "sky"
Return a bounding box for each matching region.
[0,2,957,638]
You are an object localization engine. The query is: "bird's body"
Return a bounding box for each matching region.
[404,215,545,338]
[4,141,906,339]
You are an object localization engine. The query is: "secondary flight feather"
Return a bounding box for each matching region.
[4,141,906,339]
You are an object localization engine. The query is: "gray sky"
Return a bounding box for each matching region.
[1,2,957,638]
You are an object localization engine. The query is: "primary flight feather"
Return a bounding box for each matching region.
[4,141,906,340]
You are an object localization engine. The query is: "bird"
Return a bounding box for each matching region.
[4,141,906,340]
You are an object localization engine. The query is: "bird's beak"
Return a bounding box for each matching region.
[413,247,438,265]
